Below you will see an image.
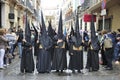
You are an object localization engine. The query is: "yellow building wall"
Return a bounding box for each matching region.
[4,3,10,29]
[20,11,24,28]
[108,4,120,31]
[14,7,18,28]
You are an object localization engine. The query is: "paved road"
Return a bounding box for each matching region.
[0,52,120,80]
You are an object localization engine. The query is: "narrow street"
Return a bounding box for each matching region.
[0,52,120,80]
[0,0,120,80]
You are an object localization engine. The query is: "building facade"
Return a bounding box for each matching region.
[0,0,41,30]
[78,0,120,32]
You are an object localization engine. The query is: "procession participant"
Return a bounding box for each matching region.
[52,11,67,73]
[86,15,100,72]
[20,21,34,73]
[68,15,83,73]
[36,11,53,73]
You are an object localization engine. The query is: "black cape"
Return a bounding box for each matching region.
[20,42,34,73]
[86,15,100,71]
[68,35,83,71]
[52,35,67,71]
[36,35,53,73]
[86,43,99,71]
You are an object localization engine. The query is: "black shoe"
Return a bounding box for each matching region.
[77,70,81,73]
[38,72,45,73]
[19,72,24,75]
[103,66,108,68]
[60,70,63,73]
[72,70,75,73]
[88,68,92,72]
[19,56,21,58]
[55,70,59,72]
[105,67,113,70]
[25,71,33,73]
[46,71,50,73]
[92,69,98,71]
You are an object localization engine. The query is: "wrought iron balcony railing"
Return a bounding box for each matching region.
[81,0,101,11]
[89,0,101,7]
[26,0,34,13]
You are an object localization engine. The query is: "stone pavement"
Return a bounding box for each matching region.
[0,52,120,80]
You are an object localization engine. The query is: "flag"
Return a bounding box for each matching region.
[101,0,106,9]
[80,0,85,4]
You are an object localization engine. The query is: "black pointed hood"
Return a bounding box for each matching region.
[58,11,63,39]
[74,14,82,47]
[40,11,53,49]
[75,14,79,33]
[70,22,74,36]
[91,15,96,39]
[32,23,38,42]
[48,19,55,39]
[41,11,47,36]
[39,23,42,34]
[90,15,100,50]
[25,19,31,43]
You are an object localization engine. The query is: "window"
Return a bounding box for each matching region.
[98,18,112,31]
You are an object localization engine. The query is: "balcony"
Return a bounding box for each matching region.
[81,0,90,11]
[16,0,34,13]
[18,0,25,6]
[89,0,101,7]
[81,0,102,11]
[26,0,34,13]
[16,0,26,9]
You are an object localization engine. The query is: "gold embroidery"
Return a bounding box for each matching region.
[39,44,43,49]
[55,42,65,48]
[90,45,93,50]
[73,45,82,51]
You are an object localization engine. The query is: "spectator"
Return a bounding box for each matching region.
[17,28,23,58]
[0,28,8,69]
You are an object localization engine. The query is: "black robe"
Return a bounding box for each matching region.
[86,43,99,71]
[52,35,67,71]
[68,36,83,71]
[20,42,34,73]
[36,35,53,73]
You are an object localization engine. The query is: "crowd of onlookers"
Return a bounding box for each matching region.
[0,26,23,69]
[79,29,120,70]
[97,29,120,64]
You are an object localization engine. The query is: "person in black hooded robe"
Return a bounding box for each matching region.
[68,15,83,73]
[52,11,67,73]
[20,20,34,73]
[86,15,100,72]
[48,20,56,61]
[36,11,53,73]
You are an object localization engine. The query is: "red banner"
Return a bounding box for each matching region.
[83,14,96,22]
